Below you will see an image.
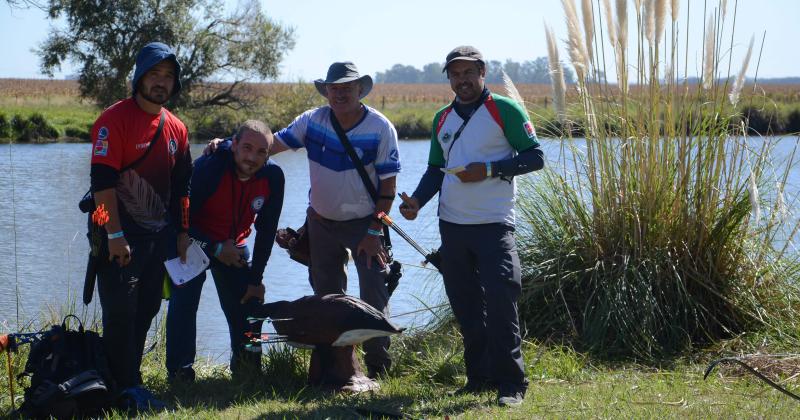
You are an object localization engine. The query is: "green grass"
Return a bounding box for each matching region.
[2,322,799,418]
[0,99,99,142]
[372,104,440,139]
[2,91,797,144]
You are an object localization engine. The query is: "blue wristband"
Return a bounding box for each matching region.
[485,162,492,177]
[214,243,223,257]
[367,228,383,236]
[107,231,125,240]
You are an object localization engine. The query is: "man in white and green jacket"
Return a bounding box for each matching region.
[398,46,544,407]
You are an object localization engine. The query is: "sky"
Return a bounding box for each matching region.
[1,0,799,81]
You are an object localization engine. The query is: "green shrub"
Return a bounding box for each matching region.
[11,114,26,134]
[393,113,430,139]
[0,112,11,139]
[263,82,324,131]
[12,113,60,142]
[64,126,90,140]
[183,82,323,142]
[784,108,800,134]
[189,108,240,141]
[740,106,784,135]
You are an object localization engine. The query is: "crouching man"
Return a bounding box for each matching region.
[165,120,284,381]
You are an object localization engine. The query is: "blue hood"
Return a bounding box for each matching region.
[131,42,182,97]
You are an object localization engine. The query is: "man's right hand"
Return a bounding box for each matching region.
[108,237,132,267]
[202,138,225,156]
[216,239,246,267]
[398,192,420,220]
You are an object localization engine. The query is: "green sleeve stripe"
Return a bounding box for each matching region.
[428,106,448,167]
[492,93,540,151]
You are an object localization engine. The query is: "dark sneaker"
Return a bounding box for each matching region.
[451,380,494,396]
[118,386,167,412]
[497,390,524,407]
[367,365,390,380]
[168,366,196,384]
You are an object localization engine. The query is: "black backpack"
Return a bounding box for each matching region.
[16,315,114,419]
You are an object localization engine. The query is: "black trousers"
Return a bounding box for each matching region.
[96,231,168,390]
[439,220,527,394]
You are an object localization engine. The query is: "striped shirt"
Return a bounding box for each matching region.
[275,105,401,221]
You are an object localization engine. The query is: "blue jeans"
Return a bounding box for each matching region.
[165,246,263,376]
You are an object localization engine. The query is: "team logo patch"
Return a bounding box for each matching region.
[168,138,178,155]
[94,139,108,156]
[441,132,452,143]
[251,196,265,212]
[94,126,109,156]
[523,121,537,139]
[389,149,399,162]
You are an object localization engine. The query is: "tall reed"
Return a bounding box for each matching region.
[518,0,800,360]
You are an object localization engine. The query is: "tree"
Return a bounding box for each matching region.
[420,62,445,83]
[502,59,522,82]
[520,57,550,83]
[484,60,504,84]
[375,64,422,83]
[5,0,45,9]
[38,0,295,110]
[375,58,577,85]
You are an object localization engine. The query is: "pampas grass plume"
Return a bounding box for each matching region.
[602,0,618,47]
[581,0,595,66]
[749,170,761,225]
[702,15,716,90]
[655,0,667,46]
[562,0,590,81]
[776,182,789,222]
[615,0,628,90]
[545,24,567,123]
[671,0,680,22]
[501,69,527,112]
[729,35,754,106]
[644,0,656,46]
[616,0,628,51]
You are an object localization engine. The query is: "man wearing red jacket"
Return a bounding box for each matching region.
[166,120,284,382]
[89,42,192,411]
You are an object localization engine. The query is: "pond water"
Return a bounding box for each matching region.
[0,140,450,362]
[1,135,798,362]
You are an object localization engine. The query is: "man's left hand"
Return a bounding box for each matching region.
[455,162,489,183]
[240,283,265,304]
[177,232,191,263]
[357,233,387,269]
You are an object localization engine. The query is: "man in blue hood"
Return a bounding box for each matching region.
[89,41,192,412]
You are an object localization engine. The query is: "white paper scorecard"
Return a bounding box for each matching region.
[164,241,210,286]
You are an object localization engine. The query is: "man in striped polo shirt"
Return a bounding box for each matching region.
[272,62,401,380]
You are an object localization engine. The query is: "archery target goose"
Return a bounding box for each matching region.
[247,294,404,348]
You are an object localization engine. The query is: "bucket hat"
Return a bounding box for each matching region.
[314,62,373,99]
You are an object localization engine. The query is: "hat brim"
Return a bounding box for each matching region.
[314,75,373,100]
[442,57,483,72]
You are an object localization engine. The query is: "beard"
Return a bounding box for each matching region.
[456,82,480,102]
[139,86,171,105]
[235,159,260,178]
